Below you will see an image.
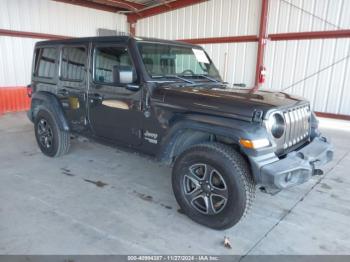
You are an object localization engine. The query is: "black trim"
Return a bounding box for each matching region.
[157,114,270,163]
[30,91,70,131]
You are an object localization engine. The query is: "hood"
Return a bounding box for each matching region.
[152,84,308,121]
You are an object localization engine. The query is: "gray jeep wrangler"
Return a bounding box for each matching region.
[27,36,334,229]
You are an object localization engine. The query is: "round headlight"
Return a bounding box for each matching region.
[269,113,285,139]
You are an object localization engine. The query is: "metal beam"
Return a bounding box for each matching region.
[179,35,258,44]
[269,30,350,41]
[315,112,350,121]
[53,0,123,13]
[127,0,207,23]
[253,0,269,91]
[91,0,145,11]
[3,27,350,43]
[0,28,70,40]
[178,29,350,45]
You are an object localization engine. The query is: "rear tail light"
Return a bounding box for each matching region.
[27,84,32,98]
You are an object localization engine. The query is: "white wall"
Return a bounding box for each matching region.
[200,42,257,86]
[1,0,349,115]
[264,0,350,115]
[0,0,127,86]
[137,0,350,115]
[137,0,261,87]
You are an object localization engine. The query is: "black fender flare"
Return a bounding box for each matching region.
[29,91,70,131]
[157,114,267,164]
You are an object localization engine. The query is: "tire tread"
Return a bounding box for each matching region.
[35,108,70,158]
[173,142,255,229]
[190,142,255,218]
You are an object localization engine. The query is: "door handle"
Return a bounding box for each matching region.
[58,89,69,96]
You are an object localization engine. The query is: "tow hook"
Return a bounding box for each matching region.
[320,136,328,142]
[311,160,324,176]
[313,169,324,176]
[310,160,324,176]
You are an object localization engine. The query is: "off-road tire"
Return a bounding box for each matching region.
[172,142,255,230]
[34,109,70,157]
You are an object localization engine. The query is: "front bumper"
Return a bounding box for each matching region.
[259,137,333,193]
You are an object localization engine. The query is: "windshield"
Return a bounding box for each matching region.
[137,42,221,81]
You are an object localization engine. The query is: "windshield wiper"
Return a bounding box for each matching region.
[152,75,194,84]
[178,74,220,83]
[166,75,195,84]
[192,74,220,83]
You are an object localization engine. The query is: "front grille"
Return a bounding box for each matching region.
[283,105,311,149]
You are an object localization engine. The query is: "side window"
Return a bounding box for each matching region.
[61,47,87,81]
[33,47,58,78]
[94,46,136,84]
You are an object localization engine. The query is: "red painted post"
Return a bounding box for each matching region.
[253,0,269,91]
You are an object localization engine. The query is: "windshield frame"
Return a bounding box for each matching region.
[136,40,222,82]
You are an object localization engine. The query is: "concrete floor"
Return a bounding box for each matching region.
[0,112,350,255]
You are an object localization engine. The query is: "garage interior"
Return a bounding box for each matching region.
[1,0,350,255]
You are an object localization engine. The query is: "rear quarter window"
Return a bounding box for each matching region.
[33,47,58,79]
[60,47,87,81]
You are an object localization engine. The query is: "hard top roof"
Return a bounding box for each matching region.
[35,36,199,48]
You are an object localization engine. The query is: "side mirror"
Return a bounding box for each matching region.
[119,70,134,84]
[113,65,135,85]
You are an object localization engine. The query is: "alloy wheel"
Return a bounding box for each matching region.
[183,163,228,215]
[37,118,53,149]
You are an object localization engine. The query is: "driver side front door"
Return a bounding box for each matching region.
[88,44,143,146]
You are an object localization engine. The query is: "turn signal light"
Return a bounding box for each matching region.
[239,139,254,149]
[239,138,270,149]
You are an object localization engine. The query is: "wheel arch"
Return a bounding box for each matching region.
[157,114,259,165]
[29,91,70,132]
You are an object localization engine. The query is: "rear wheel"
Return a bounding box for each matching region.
[34,109,70,157]
[172,142,255,230]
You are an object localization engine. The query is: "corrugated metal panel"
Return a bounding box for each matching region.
[2,0,350,116]
[0,0,127,36]
[202,42,257,87]
[0,87,30,114]
[0,36,38,86]
[137,0,350,115]
[263,38,350,115]
[265,0,350,115]
[0,0,127,87]
[268,0,350,33]
[136,0,260,87]
[137,0,261,39]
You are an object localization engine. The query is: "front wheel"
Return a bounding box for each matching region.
[172,142,255,230]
